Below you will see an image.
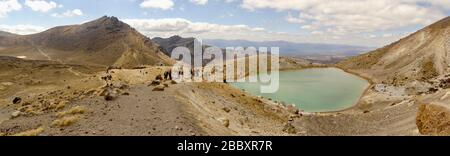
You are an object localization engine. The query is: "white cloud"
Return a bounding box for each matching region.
[224,0,236,3]
[25,0,60,13]
[190,0,208,5]
[140,0,174,10]
[242,0,449,35]
[382,34,393,38]
[51,9,83,18]
[123,17,421,47]
[124,18,265,36]
[368,34,377,38]
[0,24,46,35]
[429,0,450,9]
[285,13,304,24]
[311,31,323,35]
[220,12,234,18]
[0,0,22,17]
[301,25,313,29]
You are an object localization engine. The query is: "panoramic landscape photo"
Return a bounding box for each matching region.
[0,0,449,136]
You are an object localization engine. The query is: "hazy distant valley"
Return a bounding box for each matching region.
[203,39,372,64]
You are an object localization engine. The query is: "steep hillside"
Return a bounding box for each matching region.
[338,16,450,85]
[153,35,199,57]
[0,16,174,68]
[153,35,223,65]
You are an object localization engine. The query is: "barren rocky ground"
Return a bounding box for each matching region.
[0,63,299,136]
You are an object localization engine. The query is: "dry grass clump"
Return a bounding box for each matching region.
[52,115,81,127]
[12,127,44,136]
[416,104,450,136]
[56,106,86,118]
[51,106,86,127]
[420,58,439,81]
[49,100,67,110]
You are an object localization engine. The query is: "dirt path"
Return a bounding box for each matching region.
[33,43,85,77]
[36,48,52,61]
[47,84,207,136]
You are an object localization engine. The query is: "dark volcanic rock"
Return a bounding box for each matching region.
[12,97,22,104]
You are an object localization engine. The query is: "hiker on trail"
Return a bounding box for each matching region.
[178,66,183,76]
[195,68,200,77]
[164,71,169,80]
[101,74,113,86]
[106,66,112,74]
[169,69,172,80]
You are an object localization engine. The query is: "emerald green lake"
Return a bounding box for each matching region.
[231,68,369,112]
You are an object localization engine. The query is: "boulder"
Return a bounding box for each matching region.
[104,93,117,101]
[12,97,22,104]
[99,86,119,101]
[280,101,287,107]
[282,122,297,134]
[115,82,129,90]
[152,85,165,91]
[287,104,299,114]
[11,111,21,118]
[0,85,6,91]
[222,107,231,113]
[155,75,163,81]
[149,80,161,86]
[1,82,14,86]
[218,118,230,128]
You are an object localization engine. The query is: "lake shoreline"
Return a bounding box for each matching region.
[283,65,376,113]
[327,66,375,113]
[231,66,371,113]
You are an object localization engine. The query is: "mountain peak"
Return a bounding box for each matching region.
[168,35,183,41]
[0,16,174,68]
[99,16,120,24]
[77,16,130,33]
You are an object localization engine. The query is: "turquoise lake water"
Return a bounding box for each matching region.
[231,68,369,112]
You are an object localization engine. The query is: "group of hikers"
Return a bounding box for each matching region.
[163,69,172,80]
[162,67,227,83]
[102,65,228,84]
[101,67,114,86]
[163,67,203,81]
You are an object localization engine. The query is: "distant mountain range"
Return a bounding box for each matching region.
[0,31,15,37]
[203,39,372,56]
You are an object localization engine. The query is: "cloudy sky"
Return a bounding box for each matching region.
[0,0,449,47]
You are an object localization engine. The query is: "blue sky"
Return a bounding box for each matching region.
[0,0,449,47]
